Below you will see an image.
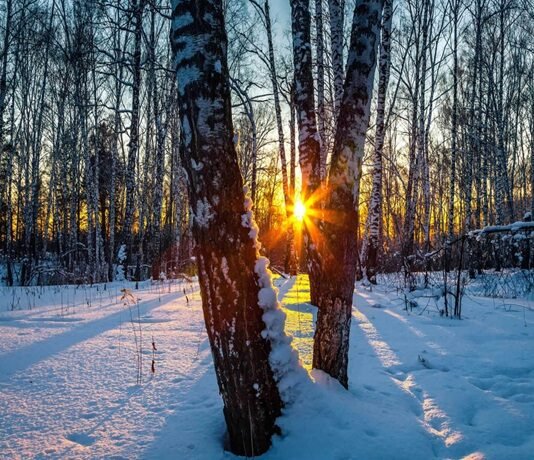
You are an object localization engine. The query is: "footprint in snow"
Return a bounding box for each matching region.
[66,432,95,446]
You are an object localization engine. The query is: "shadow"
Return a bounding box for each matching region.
[142,361,224,460]
[0,290,193,382]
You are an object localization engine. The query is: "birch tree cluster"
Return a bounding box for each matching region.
[0,0,188,285]
[359,0,534,273]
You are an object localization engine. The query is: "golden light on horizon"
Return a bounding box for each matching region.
[294,199,306,222]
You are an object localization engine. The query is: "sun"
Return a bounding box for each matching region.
[293,199,306,222]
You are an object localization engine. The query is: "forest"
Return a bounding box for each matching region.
[0,0,533,459]
[0,0,532,286]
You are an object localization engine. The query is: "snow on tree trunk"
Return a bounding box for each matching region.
[364,0,392,284]
[313,0,383,388]
[170,0,301,454]
[290,0,323,304]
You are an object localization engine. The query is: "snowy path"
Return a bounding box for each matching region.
[0,276,533,459]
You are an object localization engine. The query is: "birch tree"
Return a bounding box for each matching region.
[123,0,145,275]
[328,0,344,121]
[290,0,323,304]
[364,0,393,283]
[170,0,290,454]
[312,0,384,387]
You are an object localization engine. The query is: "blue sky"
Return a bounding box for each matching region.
[269,0,292,46]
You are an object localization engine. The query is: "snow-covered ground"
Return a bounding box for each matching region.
[0,275,533,459]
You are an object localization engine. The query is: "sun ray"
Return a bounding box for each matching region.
[294,200,306,222]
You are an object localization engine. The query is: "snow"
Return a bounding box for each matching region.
[1,275,533,459]
[191,158,204,171]
[255,257,305,402]
[115,244,127,281]
[241,189,260,244]
[470,221,534,236]
[193,198,214,227]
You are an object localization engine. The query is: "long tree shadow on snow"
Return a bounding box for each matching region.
[0,290,193,382]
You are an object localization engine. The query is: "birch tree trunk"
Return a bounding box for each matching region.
[402,16,421,261]
[171,0,284,454]
[328,0,344,122]
[264,0,298,274]
[24,1,55,284]
[150,73,169,280]
[448,0,459,239]
[0,0,12,267]
[315,0,327,180]
[123,0,145,275]
[290,0,323,303]
[313,0,383,388]
[365,0,392,283]
[0,0,11,152]
[108,2,126,281]
[418,0,430,252]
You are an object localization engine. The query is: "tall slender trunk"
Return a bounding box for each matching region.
[0,0,12,149]
[108,3,125,281]
[448,0,459,238]
[290,0,323,302]
[25,1,55,284]
[263,0,297,274]
[91,47,103,281]
[315,0,327,180]
[402,15,421,260]
[328,0,344,122]
[419,0,430,252]
[365,0,392,283]
[0,0,13,283]
[286,87,298,274]
[123,0,145,275]
[150,67,168,279]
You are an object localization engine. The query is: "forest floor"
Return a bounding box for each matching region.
[0,274,533,459]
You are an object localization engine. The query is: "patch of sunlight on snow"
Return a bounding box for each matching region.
[462,452,486,460]
[399,373,419,397]
[280,275,315,371]
[354,308,463,447]
[422,394,464,446]
[353,309,401,367]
